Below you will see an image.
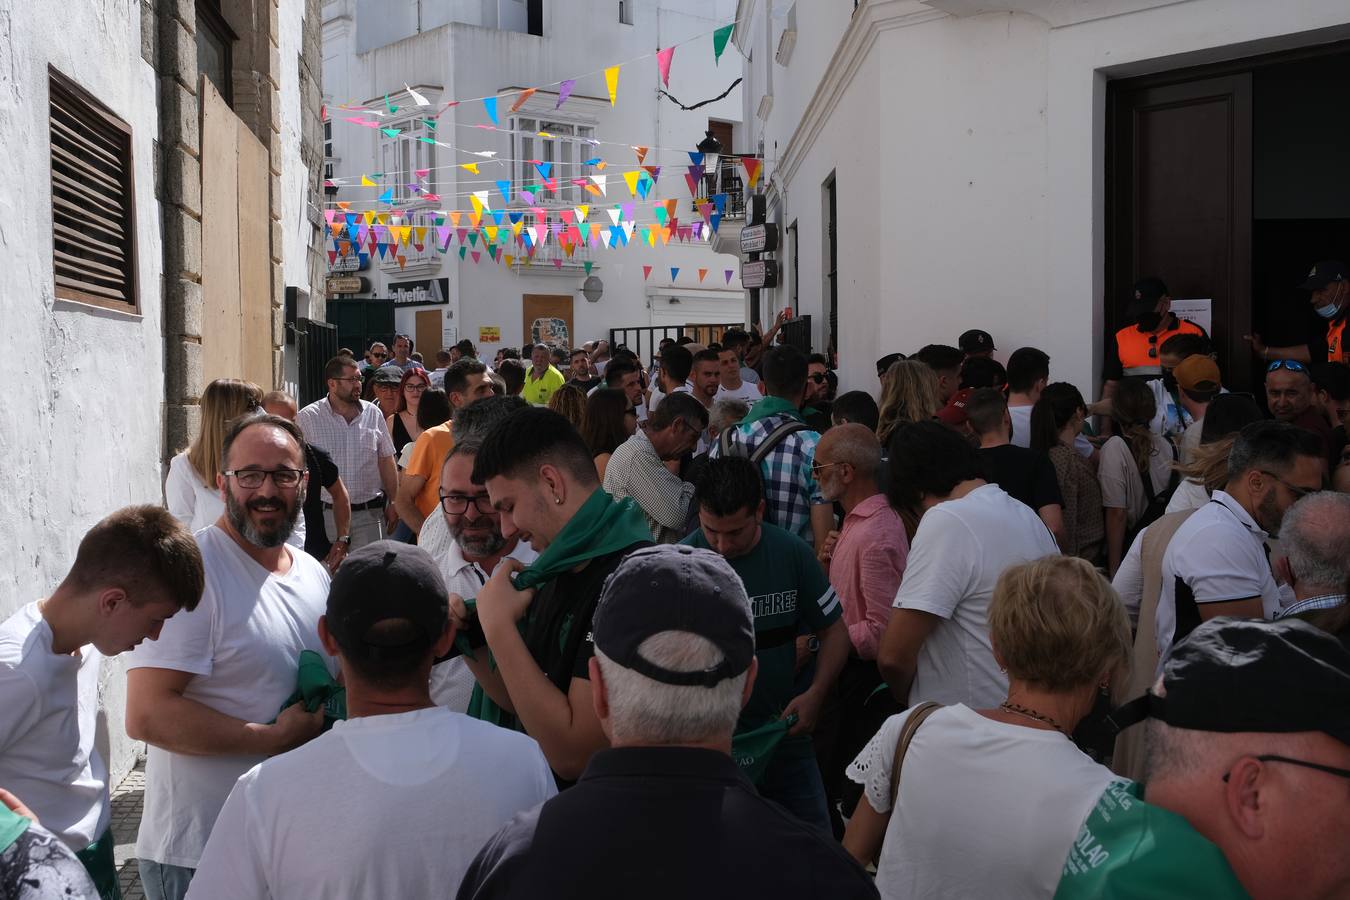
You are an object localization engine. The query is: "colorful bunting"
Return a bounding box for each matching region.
[377,188,393,205]
[634,146,649,165]
[622,170,641,197]
[741,156,763,189]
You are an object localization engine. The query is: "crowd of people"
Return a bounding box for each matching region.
[3,266,1350,900]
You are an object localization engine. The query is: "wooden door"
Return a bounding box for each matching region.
[1107,74,1253,389]
[414,309,443,358]
[522,294,574,349]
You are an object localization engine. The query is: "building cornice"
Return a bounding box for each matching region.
[776,0,947,186]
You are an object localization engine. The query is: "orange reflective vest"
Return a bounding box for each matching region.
[1329,317,1347,364]
[1115,317,1206,377]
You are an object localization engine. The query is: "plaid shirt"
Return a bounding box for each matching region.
[710,410,824,542]
[1277,593,1345,619]
[296,397,395,504]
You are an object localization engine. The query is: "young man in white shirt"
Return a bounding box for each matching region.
[190,541,556,898]
[126,415,335,900]
[877,421,1060,707]
[0,507,203,897]
[1155,421,1325,670]
[715,345,761,407]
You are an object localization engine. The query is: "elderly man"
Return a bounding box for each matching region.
[1265,359,1335,462]
[603,393,706,543]
[126,416,333,900]
[297,355,399,547]
[1061,618,1350,900]
[521,344,565,406]
[1274,492,1350,621]
[456,545,878,900]
[190,543,555,898]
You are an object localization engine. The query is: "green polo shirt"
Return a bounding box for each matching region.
[522,364,565,406]
[683,522,841,760]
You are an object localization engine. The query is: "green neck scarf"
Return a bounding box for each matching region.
[740,395,804,426]
[512,488,652,591]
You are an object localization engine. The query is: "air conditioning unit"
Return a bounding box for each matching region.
[756,93,774,121]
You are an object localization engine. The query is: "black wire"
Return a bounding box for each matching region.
[657,78,744,112]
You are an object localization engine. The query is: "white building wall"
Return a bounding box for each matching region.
[323,0,745,358]
[0,0,164,784]
[738,0,1350,398]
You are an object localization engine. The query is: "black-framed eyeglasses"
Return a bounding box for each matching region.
[1267,359,1308,374]
[438,492,495,515]
[404,383,428,392]
[1258,470,1314,501]
[1222,754,1350,783]
[224,468,304,489]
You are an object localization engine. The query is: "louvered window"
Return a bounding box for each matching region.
[49,67,138,312]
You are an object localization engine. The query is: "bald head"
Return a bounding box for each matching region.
[816,423,882,480]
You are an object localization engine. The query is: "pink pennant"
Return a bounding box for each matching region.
[656,47,675,88]
[471,251,481,263]
[415,168,430,178]
[643,265,653,280]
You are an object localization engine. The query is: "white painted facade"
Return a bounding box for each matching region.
[734,0,1350,397]
[321,0,745,358]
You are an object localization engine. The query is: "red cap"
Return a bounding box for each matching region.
[937,388,975,426]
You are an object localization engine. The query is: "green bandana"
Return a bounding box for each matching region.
[275,650,346,731]
[732,713,798,785]
[0,803,29,855]
[740,395,804,427]
[1055,780,1251,900]
[466,489,651,727]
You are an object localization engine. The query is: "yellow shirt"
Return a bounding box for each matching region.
[522,365,565,406]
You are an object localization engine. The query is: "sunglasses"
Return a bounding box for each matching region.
[1267,359,1308,374]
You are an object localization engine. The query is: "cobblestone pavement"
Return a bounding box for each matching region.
[110,761,145,899]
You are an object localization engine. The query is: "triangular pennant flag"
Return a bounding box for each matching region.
[483,97,498,125]
[535,161,553,181]
[643,265,653,280]
[509,88,537,113]
[378,188,393,205]
[670,267,680,282]
[324,209,337,225]
[560,209,575,225]
[607,207,621,227]
[469,193,484,217]
[604,65,620,105]
[461,162,480,174]
[576,205,589,221]
[448,211,463,227]
[556,79,576,109]
[583,261,593,275]
[327,249,337,265]
[725,269,734,284]
[689,151,705,168]
[413,227,426,244]
[584,157,603,166]
[375,242,388,260]
[504,254,515,267]
[698,268,708,283]
[459,246,467,259]
[436,226,451,248]
[491,209,505,227]
[473,190,491,212]
[405,84,430,106]
[710,212,721,233]
[656,47,675,87]
[697,201,713,224]
[360,175,376,186]
[741,157,763,189]
[468,232,479,247]
[643,165,662,180]
[654,206,668,227]
[415,168,430,178]
[634,146,649,165]
[397,254,407,270]
[623,170,641,197]
[685,172,700,197]
[363,210,376,225]
[485,226,499,243]
[579,223,592,243]
[496,179,512,202]
[552,258,563,269]
[713,23,734,65]
[636,174,653,200]
[381,128,401,138]
[589,175,607,197]
[384,93,399,115]
[621,201,635,222]
[472,251,481,263]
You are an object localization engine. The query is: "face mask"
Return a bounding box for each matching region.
[1136,311,1162,331]
[1315,302,1339,319]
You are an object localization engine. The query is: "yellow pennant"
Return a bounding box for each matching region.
[604,65,620,105]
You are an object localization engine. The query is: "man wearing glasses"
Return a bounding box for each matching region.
[1152,420,1326,674]
[297,355,399,548]
[1265,358,1336,464]
[425,440,538,712]
[126,415,333,900]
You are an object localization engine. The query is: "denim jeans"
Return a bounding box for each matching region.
[137,860,195,900]
[758,751,833,836]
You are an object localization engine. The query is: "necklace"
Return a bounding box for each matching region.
[999,701,1067,735]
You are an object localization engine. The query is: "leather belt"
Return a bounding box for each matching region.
[325,495,385,511]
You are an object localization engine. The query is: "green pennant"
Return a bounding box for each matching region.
[459,246,467,259]
[584,261,594,275]
[713,24,734,65]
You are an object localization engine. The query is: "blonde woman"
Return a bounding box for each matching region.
[165,378,263,532]
[1098,378,1174,576]
[876,360,941,447]
[844,556,1131,900]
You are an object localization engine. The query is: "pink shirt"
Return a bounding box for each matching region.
[829,494,908,660]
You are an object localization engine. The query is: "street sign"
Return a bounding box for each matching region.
[740,223,779,255]
[326,275,367,295]
[741,259,778,289]
[329,253,368,273]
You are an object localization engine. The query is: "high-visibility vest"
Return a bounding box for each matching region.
[1329,317,1347,364]
[1115,318,1206,377]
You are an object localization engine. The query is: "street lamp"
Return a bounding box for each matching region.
[697,130,722,192]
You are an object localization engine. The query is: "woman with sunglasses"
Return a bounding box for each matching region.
[386,368,432,462]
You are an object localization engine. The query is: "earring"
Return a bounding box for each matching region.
[554,496,563,505]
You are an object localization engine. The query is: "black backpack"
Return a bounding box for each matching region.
[1123,438,1179,550]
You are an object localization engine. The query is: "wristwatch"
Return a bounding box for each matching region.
[336,535,352,546]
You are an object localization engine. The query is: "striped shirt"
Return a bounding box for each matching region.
[296,397,395,504]
[602,431,695,544]
[1277,594,1345,619]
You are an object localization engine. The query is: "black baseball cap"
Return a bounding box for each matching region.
[1112,618,1350,745]
[876,352,906,376]
[326,541,448,648]
[593,545,754,687]
[1125,276,1170,318]
[958,329,996,354]
[372,365,404,385]
[1298,260,1346,292]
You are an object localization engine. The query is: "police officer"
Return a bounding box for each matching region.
[1246,261,1349,366]
[1103,276,1206,393]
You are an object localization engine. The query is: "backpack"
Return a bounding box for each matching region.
[1123,438,1179,550]
[718,417,811,465]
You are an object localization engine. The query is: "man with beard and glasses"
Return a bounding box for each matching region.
[427,439,538,712]
[125,415,334,900]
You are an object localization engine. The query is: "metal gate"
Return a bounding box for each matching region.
[325,299,397,359]
[610,322,745,367]
[778,314,813,355]
[296,317,338,407]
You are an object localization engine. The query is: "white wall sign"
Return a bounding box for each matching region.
[1171,298,1212,336]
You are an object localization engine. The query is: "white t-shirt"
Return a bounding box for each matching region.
[165,452,223,534]
[187,707,555,900]
[1096,433,1175,528]
[894,484,1060,707]
[1008,404,1093,458]
[0,603,109,851]
[1156,490,1281,672]
[1165,477,1210,515]
[1111,530,1146,628]
[126,526,334,868]
[427,536,538,713]
[715,380,762,407]
[847,704,1122,900]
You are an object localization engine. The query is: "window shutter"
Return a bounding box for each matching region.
[49,68,138,311]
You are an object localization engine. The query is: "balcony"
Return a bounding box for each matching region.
[704,157,749,258]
